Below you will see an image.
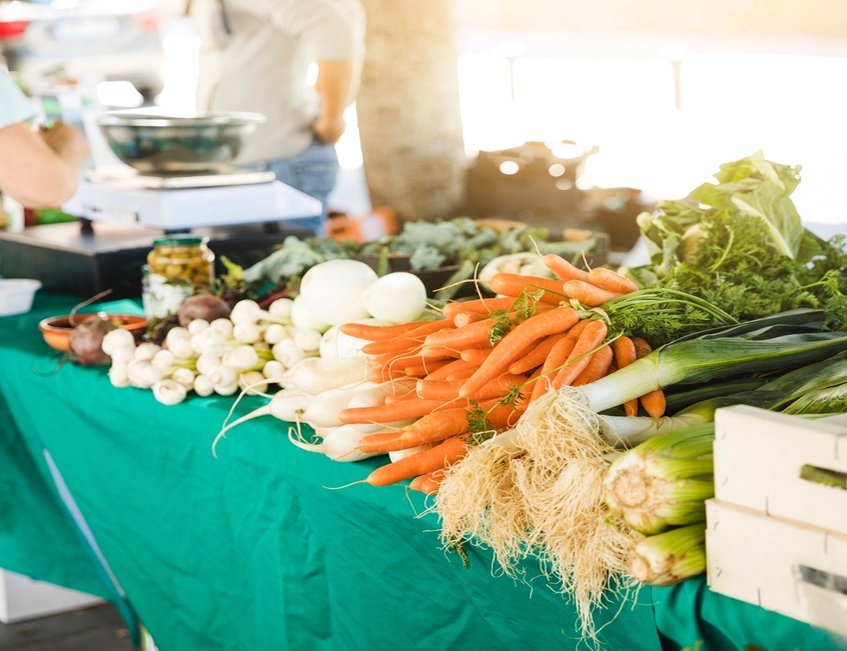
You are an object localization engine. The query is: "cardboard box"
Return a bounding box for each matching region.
[706,499,847,637]
[713,405,847,535]
[0,570,101,623]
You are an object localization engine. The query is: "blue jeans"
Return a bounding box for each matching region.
[248,139,339,236]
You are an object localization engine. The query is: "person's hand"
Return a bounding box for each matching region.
[39,121,90,168]
[311,114,346,145]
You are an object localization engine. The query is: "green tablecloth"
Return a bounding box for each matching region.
[1,293,843,650]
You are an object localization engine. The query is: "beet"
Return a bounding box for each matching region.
[69,315,116,366]
[177,293,232,326]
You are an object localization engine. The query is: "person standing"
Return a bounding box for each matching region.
[189,0,366,234]
[0,69,89,210]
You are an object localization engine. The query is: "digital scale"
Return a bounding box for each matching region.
[0,88,326,297]
[0,168,322,297]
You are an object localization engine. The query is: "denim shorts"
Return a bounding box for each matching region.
[249,140,339,236]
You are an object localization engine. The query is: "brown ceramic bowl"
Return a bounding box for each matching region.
[39,313,148,353]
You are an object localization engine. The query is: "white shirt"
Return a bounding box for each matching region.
[0,70,35,128]
[191,0,365,163]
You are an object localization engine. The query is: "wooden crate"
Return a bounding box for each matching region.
[706,499,847,637]
[713,405,847,535]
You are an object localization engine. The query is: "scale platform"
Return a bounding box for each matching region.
[64,167,323,231]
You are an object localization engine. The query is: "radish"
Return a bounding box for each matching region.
[362,271,428,323]
[288,423,387,462]
[277,356,368,394]
[298,259,378,326]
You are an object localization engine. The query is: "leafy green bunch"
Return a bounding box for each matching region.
[627,152,847,329]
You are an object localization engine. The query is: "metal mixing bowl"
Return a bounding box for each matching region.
[96,110,266,174]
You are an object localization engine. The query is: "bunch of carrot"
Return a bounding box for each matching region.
[336,253,666,494]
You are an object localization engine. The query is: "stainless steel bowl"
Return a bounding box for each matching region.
[96,110,266,174]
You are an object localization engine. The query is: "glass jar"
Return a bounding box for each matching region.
[142,235,215,318]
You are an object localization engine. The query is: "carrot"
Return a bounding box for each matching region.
[440,296,519,320]
[612,335,639,416]
[542,253,592,283]
[357,399,518,452]
[453,311,488,328]
[422,316,502,351]
[631,336,666,420]
[338,398,448,425]
[365,435,470,486]
[357,407,472,452]
[425,357,482,381]
[409,470,444,495]
[572,344,614,386]
[486,273,565,304]
[640,389,667,420]
[460,347,492,365]
[562,279,624,307]
[339,319,444,342]
[587,267,639,295]
[527,320,589,402]
[551,318,609,389]
[419,373,526,402]
[360,319,453,355]
[458,305,580,399]
[507,332,566,375]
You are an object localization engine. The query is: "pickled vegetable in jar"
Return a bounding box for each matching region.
[146,235,215,287]
[143,235,215,318]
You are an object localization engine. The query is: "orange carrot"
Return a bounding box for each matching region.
[409,470,444,495]
[360,320,453,355]
[612,335,639,416]
[441,296,518,320]
[425,357,482,382]
[339,319,443,342]
[458,305,580,399]
[422,316,502,351]
[453,311,488,328]
[640,389,667,420]
[551,318,609,389]
[587,267,639,295]
[460,347,492,365]
[486,273,565,304]
[366,435,470,487]
[542,253,592,283]
[572,344,614,386]
[508,332,566,375]
[562,279,624,307]
[419,373,526,402]
[527,320,589,402]
[358,407,472,452]
[338,398,448,425]
[631,336,666,420]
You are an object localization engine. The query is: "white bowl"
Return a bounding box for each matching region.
[0,278,42,316]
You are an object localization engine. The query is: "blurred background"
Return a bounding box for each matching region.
[1,0,845,245]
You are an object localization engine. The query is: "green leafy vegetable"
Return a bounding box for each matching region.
[627,152,847,329]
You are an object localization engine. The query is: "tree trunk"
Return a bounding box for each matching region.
[357,0,467,223]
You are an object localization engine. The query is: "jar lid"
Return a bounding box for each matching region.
[152,234,208,247]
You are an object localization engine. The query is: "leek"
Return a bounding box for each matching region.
[604,423,715,535]
[628,523,707,587]
[581,329,847,415]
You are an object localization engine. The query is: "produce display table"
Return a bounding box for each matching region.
[1,293,842,650]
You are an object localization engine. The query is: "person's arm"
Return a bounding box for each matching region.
[311,57,360,145]
[0,120,89,208]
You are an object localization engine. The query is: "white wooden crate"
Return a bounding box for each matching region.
[713,405,847,535]
[706,499,847,637]
[0,570,101,623]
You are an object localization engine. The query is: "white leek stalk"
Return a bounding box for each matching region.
[628,523,706,587]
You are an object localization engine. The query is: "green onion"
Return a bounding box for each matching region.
[628,523,707,587]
